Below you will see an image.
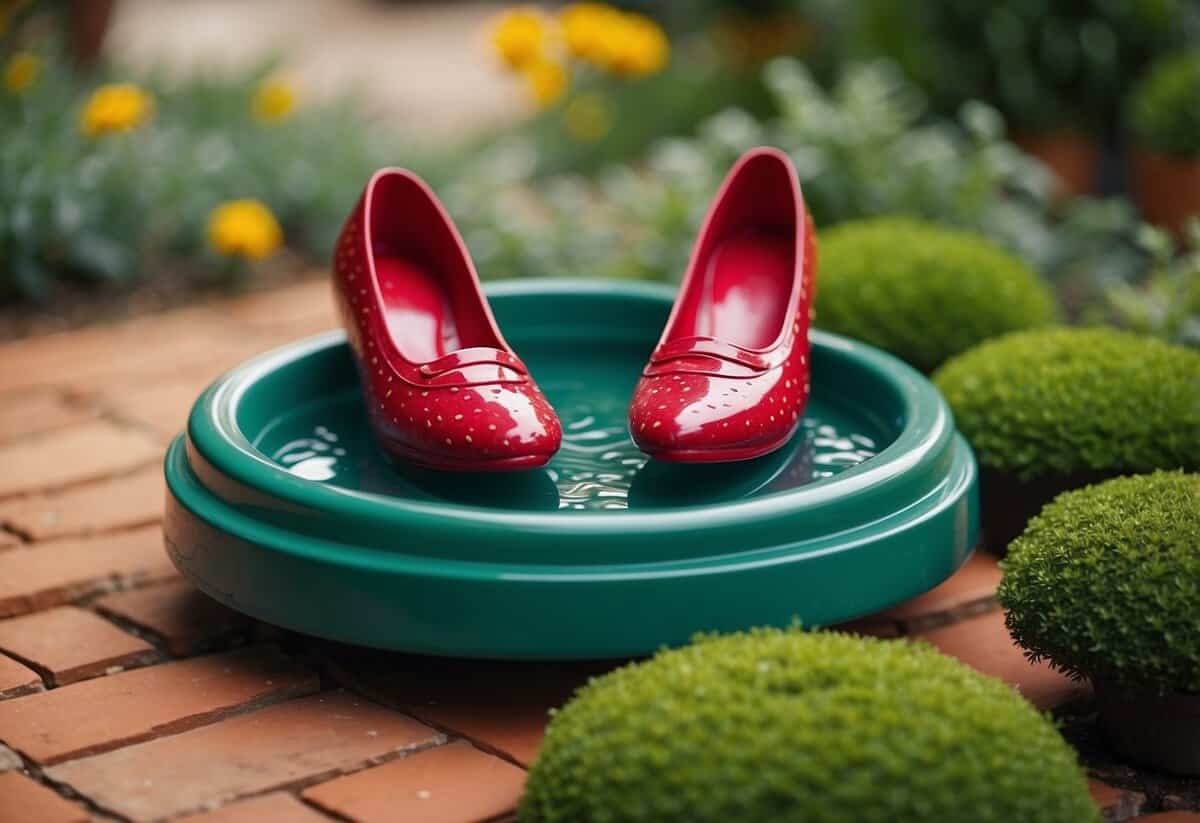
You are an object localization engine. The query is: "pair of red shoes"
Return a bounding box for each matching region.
[332,147,817,472]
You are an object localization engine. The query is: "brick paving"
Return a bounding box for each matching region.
[0,275,1191,821]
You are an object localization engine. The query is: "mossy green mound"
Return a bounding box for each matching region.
[815,218,1057,372]
[1131,50,1200,157]
[1000,471,1200,692]
[933,327,1200,481]
[521,628,1097,823]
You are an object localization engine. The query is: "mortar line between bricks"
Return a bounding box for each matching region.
[385,710,531,771]
[0,525,25,549]
[297,793,358,823]
[15,677,320,767]
[321,662,538,770]
[87,603,186,658]
[96,406,174,444]
[12,747,130,822]
[0,646,57,690]
[0,457,161,503]
[3,513,164,545]
[159,731,449,821]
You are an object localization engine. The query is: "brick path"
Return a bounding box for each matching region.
[0,277,1192,822]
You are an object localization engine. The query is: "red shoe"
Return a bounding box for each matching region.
[628,147,817,463]
[333,168,561,471]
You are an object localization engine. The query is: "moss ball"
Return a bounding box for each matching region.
[1000,472,1200,692]
[933,327,1200,482]
[815,218,1057,372]
[1131,50,1200,158]
[520,628,1096,823]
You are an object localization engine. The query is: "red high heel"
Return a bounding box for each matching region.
[333,169,561,471]
[628,147,817,463]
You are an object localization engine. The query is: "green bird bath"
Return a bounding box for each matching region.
[164,279,978,658]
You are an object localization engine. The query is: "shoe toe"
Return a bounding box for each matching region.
[629,372,799,457]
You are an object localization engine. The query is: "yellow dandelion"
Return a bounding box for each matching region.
[490,6,552,71]
[252,77,296,123]
[564,92,612,141]
[524,58,567,108]
[560,3,621,63]
[3,51,39,94]
[603,13,669,77]
[79,83,154,137]
[207,199,283,261]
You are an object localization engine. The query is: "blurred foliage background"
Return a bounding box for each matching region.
[1,0,1197,345]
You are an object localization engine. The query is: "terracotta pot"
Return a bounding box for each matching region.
[1013,130,1100,198]
[978,467,1113,554]
[1095,680,1200,775]
[68,0,116,69]
[1131,148,1200,243]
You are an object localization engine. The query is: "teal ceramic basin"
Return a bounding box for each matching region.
[164,279,978,658]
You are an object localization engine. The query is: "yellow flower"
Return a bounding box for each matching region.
[561,6,669,78]
[524,58,567,108]
[3,51,39,94]
[207,199,283,261]
[252,77,296,123]
[490,6,552,71]
[79,84,154,137]
[564,92,612,141]
[603,13,669,77]
[560,3,621,62]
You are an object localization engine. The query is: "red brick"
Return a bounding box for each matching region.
[0,306,247,396]
[0,421,160,499]
[95,580,249,655]
[0,465,162,540]
[0,653,41,699]
[0,526,177,618]
[0,771,88,823]
[47,691,441,821]
[176,793,330,823]
[0,607,157,686]
[918,611,1089,709]
[102,373,212,440]
[304,740,526,823]
[1133,815,1200,822]
[0,388,95,445]
[328,653,605,766]
[225,278,335,337]
[65,333,262,397]
[0,646,316,764]
[1090,778,1146,821]
[880,550,1001,630]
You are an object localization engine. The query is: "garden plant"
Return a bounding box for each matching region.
[933,327,1200,548]
[1129,49,1200,237]
[814,217,1057,372]
[1000,471,1200,773]
[521,627,1098,822]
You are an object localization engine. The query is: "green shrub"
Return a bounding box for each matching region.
[933,327,1200,481]
[521,628,1097,823]
[1000,471,1200,691]
[814,218,1057,371]
[853,0,1197,133]
[1131,50,1200,158]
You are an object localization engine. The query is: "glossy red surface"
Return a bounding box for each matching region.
[333,169,561,471]
[628,147,817,462]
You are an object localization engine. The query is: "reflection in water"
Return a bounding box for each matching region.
[256,388,880,513]
[272,426,346,481]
